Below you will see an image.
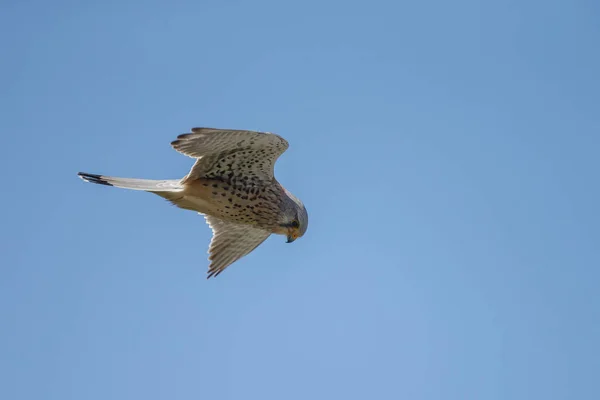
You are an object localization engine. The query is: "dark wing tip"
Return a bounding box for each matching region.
[206,267,224,279]
[78,172,113,186]
[191,127,215,133]
[173,129,212,145]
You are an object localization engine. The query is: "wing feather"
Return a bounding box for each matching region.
[204,215,271,278]
[172,127,289,182]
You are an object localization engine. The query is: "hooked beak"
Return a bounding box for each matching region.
[286,235,296,243]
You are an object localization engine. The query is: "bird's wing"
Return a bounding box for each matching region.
[203,215,271,278]
[172,127,289,182]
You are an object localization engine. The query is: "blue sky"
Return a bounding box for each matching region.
[1,1,599,399]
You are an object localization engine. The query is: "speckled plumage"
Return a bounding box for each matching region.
[78,127,308,278]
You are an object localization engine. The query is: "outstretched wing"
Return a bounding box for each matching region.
[172,127,289,183]
[204,215,271,278]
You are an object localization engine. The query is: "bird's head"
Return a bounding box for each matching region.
[279,188,308,243]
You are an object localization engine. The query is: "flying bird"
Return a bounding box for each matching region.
[78,127,308,278]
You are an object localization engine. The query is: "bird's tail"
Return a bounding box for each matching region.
[77,172,183,192]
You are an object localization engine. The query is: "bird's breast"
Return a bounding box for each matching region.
[183,178,282,230]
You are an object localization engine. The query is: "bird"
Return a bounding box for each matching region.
[78,127,308,278]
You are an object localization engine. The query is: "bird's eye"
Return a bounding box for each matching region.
[290,220,299,228]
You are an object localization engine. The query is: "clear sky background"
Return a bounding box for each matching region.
[1,1,599,399]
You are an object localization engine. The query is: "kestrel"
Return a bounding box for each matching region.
[78,127,308,278]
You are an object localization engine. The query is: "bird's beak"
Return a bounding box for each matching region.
[286,235,296,243]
